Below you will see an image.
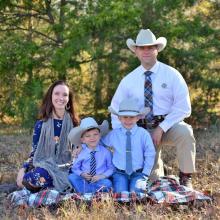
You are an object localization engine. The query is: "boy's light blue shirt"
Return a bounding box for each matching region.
[102,124,156,176]
[71,143,114,177]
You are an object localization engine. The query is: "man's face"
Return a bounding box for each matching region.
[119,116,139,130]
[134,45,158,68]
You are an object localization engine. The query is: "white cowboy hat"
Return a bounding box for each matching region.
[108,98,150,117]
[126,29,167,52]
[68,117,109,146]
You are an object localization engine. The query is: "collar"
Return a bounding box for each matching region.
[141,60,159,75]
[82,143,100,152]
[120,124,138,135]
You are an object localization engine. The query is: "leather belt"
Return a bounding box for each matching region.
[137,115,166,129]
[116,168,143,174]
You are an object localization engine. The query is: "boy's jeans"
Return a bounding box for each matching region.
[68,173,112,193]
[113,170,146,192]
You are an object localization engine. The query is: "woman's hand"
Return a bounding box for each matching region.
[16,168,25,188]
[72,145,82,158]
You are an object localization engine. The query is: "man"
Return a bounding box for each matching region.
[110,29,196,188]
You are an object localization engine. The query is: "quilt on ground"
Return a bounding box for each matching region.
[8,177,211,208]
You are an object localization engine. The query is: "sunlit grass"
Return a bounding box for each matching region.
[0,126,219,219]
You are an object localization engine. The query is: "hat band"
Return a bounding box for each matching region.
[119,110,139,113]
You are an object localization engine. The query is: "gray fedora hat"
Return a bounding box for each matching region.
[68,117,109,146]
[126,29,167,52]
[108,98,150,117]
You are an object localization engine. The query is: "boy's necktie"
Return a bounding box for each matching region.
[125,130,133,175]
[90,151,96,176]
[144,71,154,122]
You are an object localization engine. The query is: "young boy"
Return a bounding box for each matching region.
[68,117,114,193]
[102,98,156,192]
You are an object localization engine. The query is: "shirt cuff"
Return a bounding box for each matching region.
[159,120,172,132]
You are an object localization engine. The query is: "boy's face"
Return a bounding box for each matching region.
[81,128,101,148]
[119,115,139,129]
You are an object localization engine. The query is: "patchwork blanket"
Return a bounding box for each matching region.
[8,177,211,208]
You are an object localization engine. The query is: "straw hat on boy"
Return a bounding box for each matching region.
[68,117,109,147]
[108,97,150,117]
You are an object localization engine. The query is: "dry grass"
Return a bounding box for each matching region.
[0,126,219,220]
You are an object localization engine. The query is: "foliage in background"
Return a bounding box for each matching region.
[0,0,219,128]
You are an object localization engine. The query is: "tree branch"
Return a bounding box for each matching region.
[44,0,55,24]
[0,26,59,44]
[8,3,43,15]
[0,12,51,23]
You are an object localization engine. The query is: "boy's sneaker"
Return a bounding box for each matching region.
[179,171,193,189]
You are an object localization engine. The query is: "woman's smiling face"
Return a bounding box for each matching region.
[52,84,69,111]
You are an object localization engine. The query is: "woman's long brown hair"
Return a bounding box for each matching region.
[39,80,79,126]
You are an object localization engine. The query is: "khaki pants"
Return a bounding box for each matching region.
[149,121,196,180]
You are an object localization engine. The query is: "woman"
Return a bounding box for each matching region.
[16,80,79,192]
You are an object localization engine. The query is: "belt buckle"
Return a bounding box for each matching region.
[146,122,156,129]
[157,115,163,120]
[137,118,157,129]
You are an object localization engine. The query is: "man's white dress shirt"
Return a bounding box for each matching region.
[111,61,191,132]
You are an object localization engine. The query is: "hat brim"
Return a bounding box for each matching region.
[68,120,109,147]
[126,37,167,53]
[108,106,150,117]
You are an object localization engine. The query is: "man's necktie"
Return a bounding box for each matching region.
[144,71,154,122]
[125,130,133,175]
[90,151,96,176]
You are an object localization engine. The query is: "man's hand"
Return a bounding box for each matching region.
[151,126,164,147]
[90,174,106,183]
[81,172,92,181]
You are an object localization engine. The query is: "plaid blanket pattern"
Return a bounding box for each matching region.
[8,177,211,208]
[146,177,209,204]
